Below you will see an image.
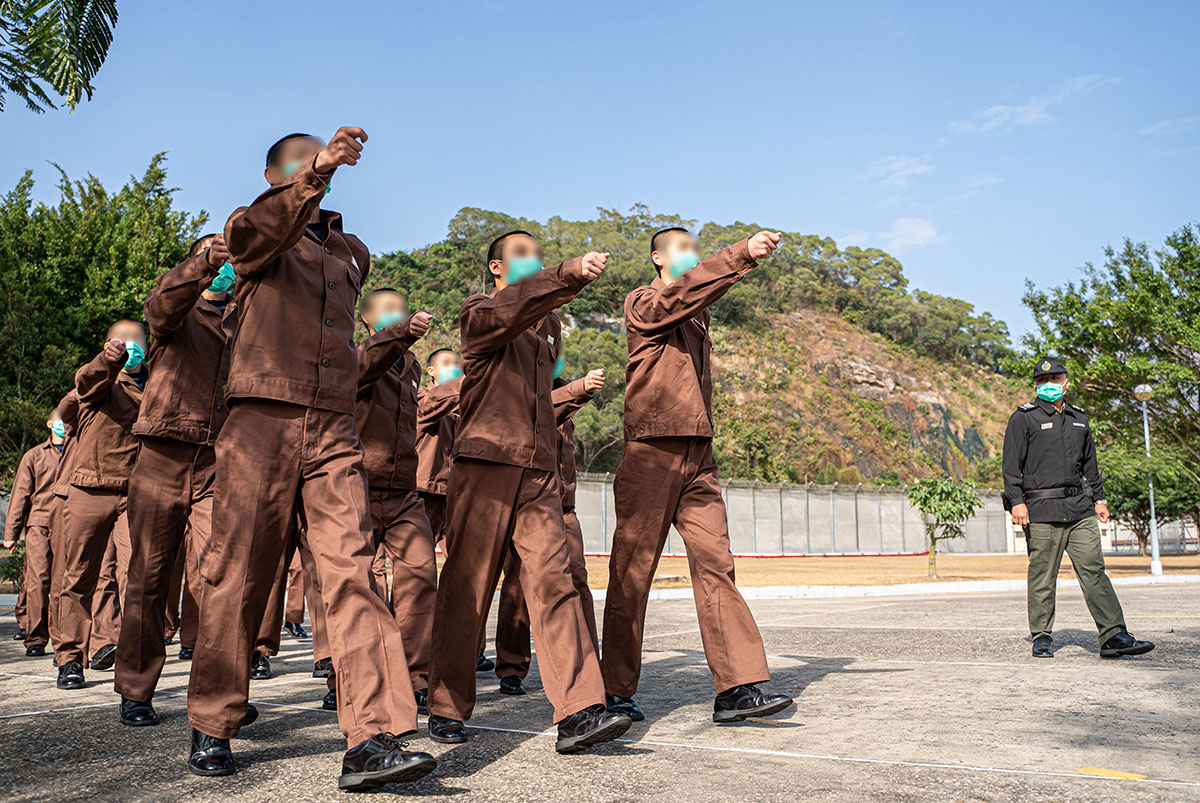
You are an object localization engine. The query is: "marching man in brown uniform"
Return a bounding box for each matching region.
[185,128,434,790]
[426,230,632,754]
[415,347,462,546]
[114,232,236,726]
[53,319,147,690]
[3,408,67,656]
[494,369,605,695]
[350,288,437,713]
[601,228,793,724]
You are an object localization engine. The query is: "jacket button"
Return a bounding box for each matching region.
[325,319,333,326]
[324,247,332,254]
[216,405,223,411]
[328,281,335,290]
[538,393,544,399]
[538,360,544,367]
[321,359,330,367]
[535,427,540,434]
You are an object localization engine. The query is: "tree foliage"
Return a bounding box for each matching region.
[0,156,205,485]
[0,0,118,113]
[907,477,982,578]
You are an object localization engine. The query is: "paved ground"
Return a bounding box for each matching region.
[2,585,1198,801]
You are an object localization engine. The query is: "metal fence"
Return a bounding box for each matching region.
[573,474,1198,557]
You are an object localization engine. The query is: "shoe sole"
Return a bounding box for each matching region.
[57,679,85,690]
[338,756,437,791]
[188,761,235,777]
[250,673,272,680]
[555,716,633,754]
[1032,652,1053,658]
[243,708,259,727]
[90,658,116,671]
[1101,643,1156,658]
[120,715,159,727]
[476,665,495,673]
[313,671,331,678]
[713,697,795,724]
[499,687,526,696]
[428,731,468,744]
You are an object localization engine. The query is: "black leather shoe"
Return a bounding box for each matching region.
[339,733,436,791]
[164,636,174,646]
[250,652,271,680]
[284,621,309,639]
[605,693,645,722]
[313,657,333,678]
[12,628,26,641]
[428,715,468,744]
[1101,632,1156,658]
[323,689,338,711]
[120,698,159,726]
[242,703,259,727]
[188,728,234,776]
[556,704,632,754]
[1032,636,1054,658]
[713,684,794,723]
[56,660,85,689]
[499,675,525,696]
[476,651,495,673]
[89,643,117,671]
[179,646,194,660]
[25,644,46,657]
[414,688,428,715]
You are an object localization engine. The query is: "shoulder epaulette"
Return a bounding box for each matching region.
[1018,402,1037,411]
[1068,403,1085,413]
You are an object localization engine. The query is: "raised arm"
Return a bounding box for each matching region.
[144,251,222,340]
[625,239,758,336]
[552,377,593,427]
[223,157,329,278]
[75,346,125,407]
[460,259,589,354]
[57,389,79,435]
[356,313,429,393]
[417,379,462,431]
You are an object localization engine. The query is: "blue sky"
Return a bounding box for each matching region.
[2,1,1197,338]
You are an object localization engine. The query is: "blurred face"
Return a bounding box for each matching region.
[47,407,64,438]
[265,136,324,186]
[651,230,700,280]
[427,350,462,383]
[109,320,147,352]
[361,291,408,333]
[488,234,543,287]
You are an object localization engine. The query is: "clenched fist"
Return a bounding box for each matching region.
[583,368,606,393]
[314,126,368,174]
[747,230,783,260]
[1011,503,1030,527]
[408,311,433,340]
[205,234,231,268]
[103,339,127,365]
[580,252,610,282]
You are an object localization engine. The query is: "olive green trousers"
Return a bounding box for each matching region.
[1025,517,1126,644]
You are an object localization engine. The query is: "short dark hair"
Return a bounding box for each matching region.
[486,230,535,265]
[650,227,690,258]
[266,132,316,168]
[188,233,218,258]
[106,318,145,338]
[426,347,458,367]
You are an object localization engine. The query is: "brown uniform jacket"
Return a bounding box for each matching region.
[623,239,756,441]
[223,157,369,414]
[552,377,592,510]
[455,260,588,471]
[134,252,237,445]
[71,351,145,491]
[52,390,79,499]
[355,320,423,489]
[5,440,61,536]
[415,378,461,496]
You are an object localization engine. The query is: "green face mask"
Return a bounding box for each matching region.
[50,419,66,438]
[1036,381,1065,402]
[552,354,565,380]
[208,262,235,294]
[124,341,146,371]
[668,250,701,279]
[374,311,408,332]
[282,160,331,194]
[504,256,543,285]
[436,365,463,384]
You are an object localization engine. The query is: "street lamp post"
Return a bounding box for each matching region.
[1133,384,1162,577]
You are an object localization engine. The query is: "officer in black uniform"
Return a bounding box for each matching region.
[1002,356,1155,659]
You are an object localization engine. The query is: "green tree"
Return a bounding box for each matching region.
[0,156,205,484]
[907,477,982,578]
[1,0,118,112]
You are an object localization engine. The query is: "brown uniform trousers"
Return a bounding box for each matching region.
[285,550,306,625]
[429,459,604,723]
[495,508,597,679]
[115,438,214,702]
[368,487,436,690]
[55,486,131,665]
[602,437,769,696]
[187,400,415,746]
[17,526,53,647]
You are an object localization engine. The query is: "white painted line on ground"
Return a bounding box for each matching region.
[0,701,119,719]
[642,602,902,641]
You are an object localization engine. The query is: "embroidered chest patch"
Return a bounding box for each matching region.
[1041,422,1054,430]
